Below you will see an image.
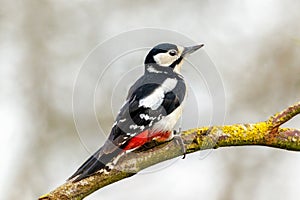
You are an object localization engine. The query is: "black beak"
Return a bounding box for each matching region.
[182,44,204,57]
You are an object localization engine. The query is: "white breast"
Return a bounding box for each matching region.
[151,105,183,133]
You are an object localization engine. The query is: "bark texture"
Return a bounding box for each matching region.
[39,101,300,200]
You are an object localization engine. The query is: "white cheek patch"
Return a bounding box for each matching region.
[153,53,178,67]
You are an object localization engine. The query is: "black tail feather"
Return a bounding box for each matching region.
[68,147,122,182]
[67,149,103,181]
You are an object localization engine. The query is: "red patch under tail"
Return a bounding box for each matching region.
[123,130,172,151]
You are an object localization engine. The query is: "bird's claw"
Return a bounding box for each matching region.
[173,129,186,159]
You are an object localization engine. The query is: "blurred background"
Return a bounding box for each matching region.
[1,0,300,199]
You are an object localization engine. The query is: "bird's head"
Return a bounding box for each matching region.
[144,43,204,74]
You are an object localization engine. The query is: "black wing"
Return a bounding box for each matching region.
[69,80,185,182]
[106,81,185,150]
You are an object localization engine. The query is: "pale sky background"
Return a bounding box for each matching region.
[0,1,300,199]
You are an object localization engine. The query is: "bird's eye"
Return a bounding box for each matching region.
[169,50,177,56]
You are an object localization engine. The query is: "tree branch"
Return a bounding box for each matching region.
[39,101,300,200]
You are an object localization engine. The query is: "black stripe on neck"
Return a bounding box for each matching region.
[169,56,183,69]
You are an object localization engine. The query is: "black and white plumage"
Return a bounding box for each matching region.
[68,43,204,182]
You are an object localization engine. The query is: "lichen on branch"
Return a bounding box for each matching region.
[39,101,300,200]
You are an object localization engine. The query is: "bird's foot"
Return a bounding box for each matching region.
[173,128,186,159]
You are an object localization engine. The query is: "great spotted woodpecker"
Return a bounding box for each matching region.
[69,43,204,182]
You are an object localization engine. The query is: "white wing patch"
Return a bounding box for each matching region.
[112,118,126,127]
[129,124,145,131]
[146,66,169,74]
[129,124,139,130]
[138,78,178,110]
[139,113,156,120]
[119,119,126,122]
[147,66,162,73]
